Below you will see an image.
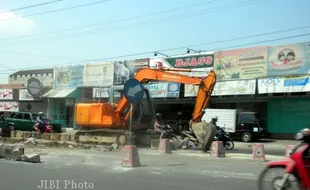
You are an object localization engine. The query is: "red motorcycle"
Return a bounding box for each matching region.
[258,128,310,190]
[34,120,53,133]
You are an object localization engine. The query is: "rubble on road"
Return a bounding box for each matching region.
[0,143,40,163]
[22,154,41,163]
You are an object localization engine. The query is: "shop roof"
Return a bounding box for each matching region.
[10,68,53,76]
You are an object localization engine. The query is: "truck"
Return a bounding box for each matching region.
[202,109,270,142]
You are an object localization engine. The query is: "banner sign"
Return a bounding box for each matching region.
[83,62,114,87]
[54,65,84,89]
[144,82,180,98]
[0,89,13,100]
[19,89,34,101]
[258,75,310,94]
[150,52,214,77]
[167,83,180,97]
[0,101,19,112]
[113,58,149,85]
[267,42,310,76]
[184,79,256,97]
[214,46,268,80]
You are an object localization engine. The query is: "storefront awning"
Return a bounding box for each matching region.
[43,88,76,98]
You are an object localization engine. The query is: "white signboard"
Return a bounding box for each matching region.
[144,83,169,98]
[83,62,114,87]
[93,88,121,98]
[184,79,256,97]
[258,75,310,94]
[0,89,13,100]
[19,89,34,101]
[0,101,19,112]
[93,88,109,98]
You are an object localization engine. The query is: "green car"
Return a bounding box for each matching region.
[1,111,62,133]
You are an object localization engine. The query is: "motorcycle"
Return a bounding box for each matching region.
[34,119,53,134]
[258,128,310,190]
[214,127,235,150]
[160,124,178,140]
[180,125,234,150]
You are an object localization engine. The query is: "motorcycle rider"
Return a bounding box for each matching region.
[153,113,166,140]
[34,112,46,134]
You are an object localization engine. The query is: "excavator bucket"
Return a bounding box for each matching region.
[191,121,217,152]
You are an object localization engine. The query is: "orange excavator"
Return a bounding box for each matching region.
[74,67,216,147]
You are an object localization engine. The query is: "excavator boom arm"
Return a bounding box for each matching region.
[116,67,216,124]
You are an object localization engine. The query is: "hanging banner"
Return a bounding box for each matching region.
[267,42,310,76]
[149,52,214,77]
[54,65,84,89]
[214,46,268,80]
[83,62,114,87]
[184,79,256,97]
[19,89,34,101]
[0,89,13,100]
[113,58,149,85]
[0,101,19,112]
[258,75,310,94]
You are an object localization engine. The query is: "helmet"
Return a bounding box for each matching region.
[212,116,218,122]
[38,112,43,115]
[295,128,310,140]
[155,113,162,120]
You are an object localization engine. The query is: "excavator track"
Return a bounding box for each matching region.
[73,128,153,147]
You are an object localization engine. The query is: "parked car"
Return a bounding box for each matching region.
[0,112,62,136]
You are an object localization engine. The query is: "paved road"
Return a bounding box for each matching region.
[0,148,267,190]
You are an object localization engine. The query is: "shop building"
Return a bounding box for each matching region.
[8,68,54,115]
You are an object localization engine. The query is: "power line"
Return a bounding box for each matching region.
[0,32,309,75]
[0,0,267,47]
[10,0,65,12]
[0,50,89,61]
[0,0,222,41]
[0,0,114,21]
[1,23,308,61]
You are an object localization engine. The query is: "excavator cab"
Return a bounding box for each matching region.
[108,85,156,130]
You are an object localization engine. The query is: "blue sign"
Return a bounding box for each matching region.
[123,78,144,104]
[284,77,309,87]
[167,83,180,97]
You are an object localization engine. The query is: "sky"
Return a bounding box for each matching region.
[0,0,309,83]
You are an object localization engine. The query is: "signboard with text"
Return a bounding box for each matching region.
[267,42,310,76]
[214,46,268,80]
[258,75,310,94]
[150,52,214,77]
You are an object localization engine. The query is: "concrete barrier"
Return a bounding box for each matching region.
[210,141,225,157]
[151,139,160,149]
[23,132,32,139]
[158,139,172,154]
[50,133,61,141]
[15,131,23,139]
[32,132,41,139]
[42,133,51,140]
[60,134,71,141]
[10,130,16,138]
[121,145,140,167]
[252,143,266,161]
[0,144,24,161]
